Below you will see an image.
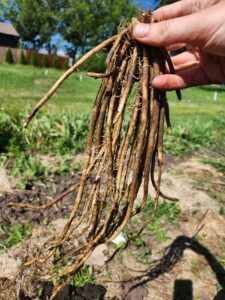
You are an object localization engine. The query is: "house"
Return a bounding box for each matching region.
[0,22,20,48]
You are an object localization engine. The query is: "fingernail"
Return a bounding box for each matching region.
[133,24,149,38]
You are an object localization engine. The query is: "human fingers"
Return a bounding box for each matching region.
[133,14,200,48]
[171,50,200,71]
[133,3,224,51]
[166,43,186,51]
[152,67,210,90]
[153,0,220,21]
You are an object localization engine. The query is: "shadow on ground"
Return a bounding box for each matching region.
[13,235,225,299]
[124,235,225,300]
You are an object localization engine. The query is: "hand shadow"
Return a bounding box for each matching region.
[173,279,193,300]
[125,235,225,298]
[214,289,225,300]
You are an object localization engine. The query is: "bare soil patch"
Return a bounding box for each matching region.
[0,154,224,299]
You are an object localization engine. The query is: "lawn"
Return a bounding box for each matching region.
[0,63,100,116]
[0,63,225,124]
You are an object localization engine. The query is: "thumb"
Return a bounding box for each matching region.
[133,11,208,48]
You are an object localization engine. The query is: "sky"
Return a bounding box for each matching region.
[140,0,161,10]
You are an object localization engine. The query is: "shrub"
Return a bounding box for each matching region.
[5,48,13,64]
[19,50,27,65]
[42,55,49,68]
[0,110,90,155]
[80,50,107,73]
[31,51,38,67]
[63,60,69,70]
[52,56,60,69]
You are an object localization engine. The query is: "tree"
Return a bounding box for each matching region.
[0,0,62,53]
[31,51,38,66]
[51,56,60,68]
[0,0,44,50]
[19,50,27,64]
[42,55,49,68]
[5,48,14,64]
[38,0,64,54]
[60,0,137,61]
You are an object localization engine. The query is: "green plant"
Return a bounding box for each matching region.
[142,198,180,242]
[0,110,90,187]
[42,55,49,68]
[0,111,15,152]
[20,50,27,65]
[164,120,216,155]
[5,48,13,64]
[0,223,33,249]
[155,229,169,243]
[81,50,107,73]
[52,56,60,69]
[11,152,50,186]
[219,207,225,215]
[0,110,90,155]
[143,198,181,221]
[201,157,225,173]
[64,61,69,69]
[133,237,145,247]
[31,51,38,66]
[72,266,94,287]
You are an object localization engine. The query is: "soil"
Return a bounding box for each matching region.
[0,153,224,300]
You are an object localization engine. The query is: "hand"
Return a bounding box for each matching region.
[133,0,225,90]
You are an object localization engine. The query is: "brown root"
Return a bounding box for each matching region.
[12,10,181,299]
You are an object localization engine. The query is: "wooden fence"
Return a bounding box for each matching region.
[0,46,69,69]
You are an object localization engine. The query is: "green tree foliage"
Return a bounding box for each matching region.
[5,48,14,64]
[38,0,64,54]
[60,0,137,60]
[0,0,138,57]
[51,56,60,68]
[0,0,62,53]
[42,55,49,68]
[81,50,107,73]
[0,1,43,50]
[19,50,26,65]
[31,51,38,67]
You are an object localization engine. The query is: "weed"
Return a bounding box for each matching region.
[0,110,89,187]
[143,198,181,221]
[155,229,169,243]
[164,119,224,156]
[219,207,225,216]
[0,223,33,251]
[72,266,94,287]
[133,237,145,247]
[141,198,180,243]
[190,258,200,276]
[135,246,151,264]
[201,157,225,173]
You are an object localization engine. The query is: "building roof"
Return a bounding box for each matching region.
[0,22,20,37]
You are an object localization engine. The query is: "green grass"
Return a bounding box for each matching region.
[0,223,33,252]
[0,63,100,116]
[167,85,225,124]
[1,63,225,122]
[0,63,225,186]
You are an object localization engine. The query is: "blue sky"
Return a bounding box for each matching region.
[140,0,161,10]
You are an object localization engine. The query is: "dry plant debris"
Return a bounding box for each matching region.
[10,10,181,299]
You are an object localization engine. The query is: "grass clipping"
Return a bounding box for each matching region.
[11,10,181,299]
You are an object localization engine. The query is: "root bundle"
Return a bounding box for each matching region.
[12,10,181,299]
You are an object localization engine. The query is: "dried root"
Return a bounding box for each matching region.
[12,10,181,299]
